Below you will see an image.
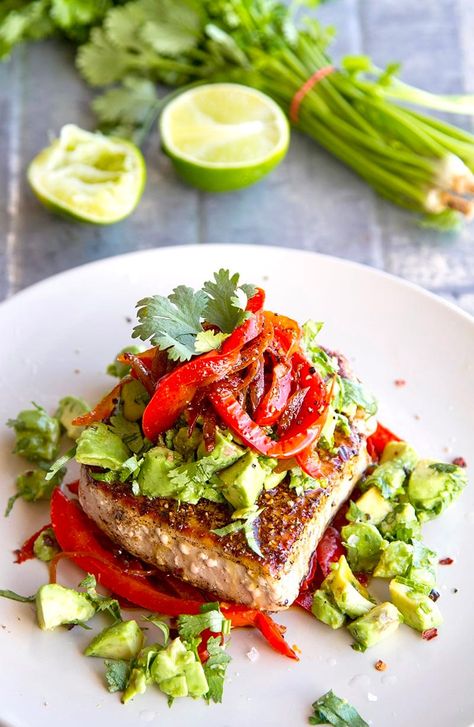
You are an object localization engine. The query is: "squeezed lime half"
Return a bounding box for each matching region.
[28,124,146,224]
[160,83,290,192]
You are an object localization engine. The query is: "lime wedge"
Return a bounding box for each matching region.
[27,125,146,224]
[160,84,290,192]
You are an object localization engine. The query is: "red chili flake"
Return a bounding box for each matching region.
[421,628,438,641]
[292,644,302,655]
[439,557,454,565]
[394,379,406,387]
[375,660,387,672]
[355,572,369,587]
[452,456,467,468]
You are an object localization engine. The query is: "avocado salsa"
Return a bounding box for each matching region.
[1,270,468,712]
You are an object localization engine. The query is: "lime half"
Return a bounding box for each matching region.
[160,84,290,192]
[28,125,146,224]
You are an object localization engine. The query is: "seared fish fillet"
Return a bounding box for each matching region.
[79,418,374,611]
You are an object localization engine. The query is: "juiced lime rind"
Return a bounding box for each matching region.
[27,125,146,225]
[159,83,290,192]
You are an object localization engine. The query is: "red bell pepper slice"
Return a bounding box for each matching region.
[316,526,344,578]
[366,422,401,460]
[142,350,240,440]
[50,489,296,659]
[246,287,265,313]
[117,352,156,395]
[208,387,274,455]
[254,360,293,427]
[264,311,302,357]
[14,523,52,564]
[72,377,131,427]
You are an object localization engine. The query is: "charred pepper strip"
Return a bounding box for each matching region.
[72,377,131,426]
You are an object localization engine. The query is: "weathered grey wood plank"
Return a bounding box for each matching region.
[0,0,472,315]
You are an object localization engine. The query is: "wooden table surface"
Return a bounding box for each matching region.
[1,0,473,314]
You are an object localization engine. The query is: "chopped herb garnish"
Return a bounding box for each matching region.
[309,689,369,726]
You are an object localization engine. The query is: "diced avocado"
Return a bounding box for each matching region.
[122,667,147,704]
[407,460,467,522]
[259,457,287,490]
[354,487,393,525]
[85,620,144,659]
[341,523,385,573]
[36,583,96,631]
[378,503,421,543]
[318,406,338,449]
[137,446,183,497]
[311,589,346,629]
[324,555,375,618]
[348,602,401,650]
[76,423,130,470]
[264,469,287,491]
[173,426,203,460]
[33,527,60,562]
[160,674,188,698]
[405,541,437,589]
[183,661,209,698]
[361,460,407,499]
[7,405,61,464]
[380,441,418,470]
[150,638,193,682]
[373,541,413,578]
[121,380,149,422]
[55,396,90,440]
[218,450,266,509]
[196,429,245,474]
[389,578,443,632]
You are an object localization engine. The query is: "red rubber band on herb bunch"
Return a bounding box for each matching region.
[289,65,335,124]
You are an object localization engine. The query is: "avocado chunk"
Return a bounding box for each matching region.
[76,423,130,470]
[373,541,413,578]
[218,450,267,509]
[121,379,149,422]
[354,487,393,525]
[405,541,438,589]
[380,441,418,470]
[137,446,183,497]
[150,637,208,699]
[263,468,287,491]
[55,396,90,440]
[85,620,144,659]
[173,426,203,460]
[348,602,401,650]
[407,460,467,522]
[311,589,346,629]
[341,522,385,573]
[122,667,148,704]
[36,584,96,631]
[196,429,245,474]
[361,460,407,499]
[324,555,375,618]
[107,345,145,379]
[33,527,60,562]
[378,503,421,543]
[389,578,443,632]
[7,404,61,464]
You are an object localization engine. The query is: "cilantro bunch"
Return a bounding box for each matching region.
[133,269,256,361]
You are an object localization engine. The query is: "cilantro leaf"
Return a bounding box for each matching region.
[133,286,208,361]
[212,508,264,557]
[203,270,255,334]
[45,445,77,481]
[177,603,227,641]
[0,1,54,60]
[194,329,229,354]
[109,415,144,454]
[104,659,131,693]
[139,0,203,56]
[92,77,160,142]
[309,690,369,726]
[0,588,36,603]
[338,378,378,417]
[203,635,231,703]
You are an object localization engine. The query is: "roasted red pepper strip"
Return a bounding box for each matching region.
[246,287,265,313]
[220,309,264,354]
[50,489,296,659]
[72,377,131,427]
[366,422,401,460]
[142,350,240,440]
[14,523,52,564]
[118,352,156,396]
[316,526,345,578]
[254,360,293,426]
[264,311,301,357]
[208,387,273,455]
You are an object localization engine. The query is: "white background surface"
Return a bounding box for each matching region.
[0,245,473,727]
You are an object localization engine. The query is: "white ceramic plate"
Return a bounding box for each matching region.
[0,245,473,727]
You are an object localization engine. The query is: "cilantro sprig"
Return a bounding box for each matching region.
[132,270,256,362]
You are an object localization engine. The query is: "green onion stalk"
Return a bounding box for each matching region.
[76,0,474,228]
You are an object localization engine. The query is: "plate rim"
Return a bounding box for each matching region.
[1,243,473,328]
